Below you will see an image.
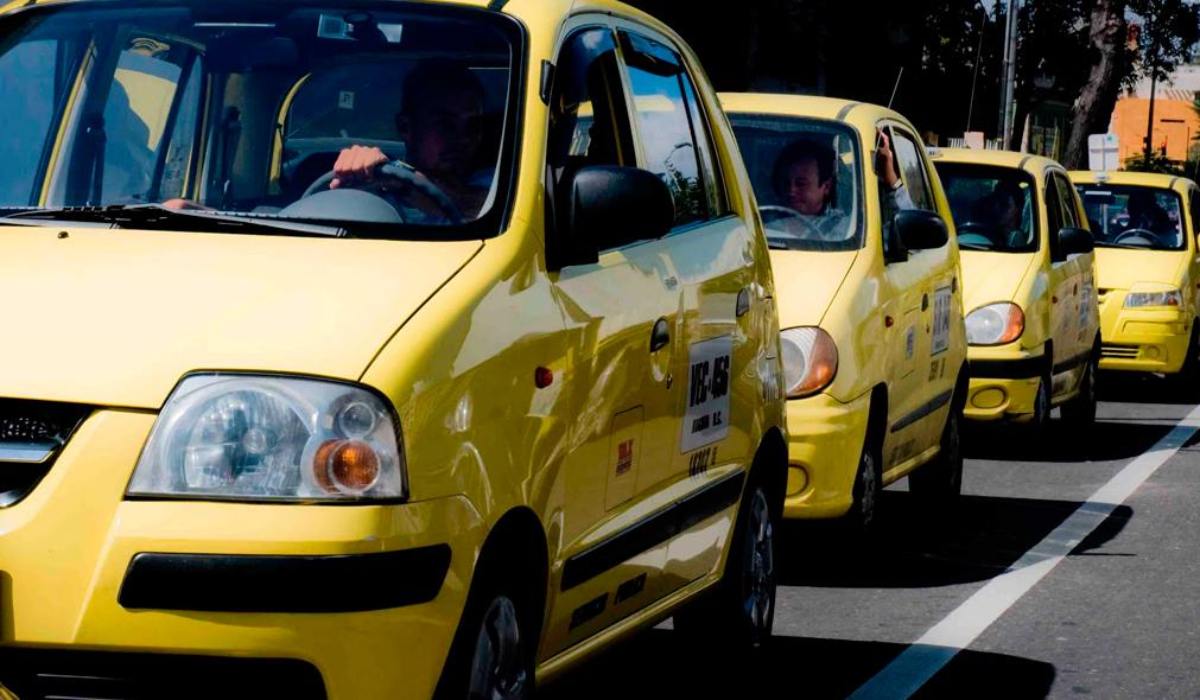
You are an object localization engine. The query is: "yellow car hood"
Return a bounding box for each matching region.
[769,249,858,327]
[959,251,1037,311]
[0,227,482,409]
[1093,247,1187,291]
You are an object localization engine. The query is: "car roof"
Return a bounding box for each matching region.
[718,92,918,136]
[1068,170,1197,193]
[928,147,1062,176]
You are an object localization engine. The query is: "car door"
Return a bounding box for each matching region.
[1186,188,1200,320]
[1045,170,1083,392]
[1056,169,1098,363]
[879,123,957,469]
[611,22,756,592]
[540,21,678,657]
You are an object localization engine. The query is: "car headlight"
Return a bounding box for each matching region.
[966,302,1024,346]
[128,375,405,502]
[1124,288,1182,308]
[779,327,838,398]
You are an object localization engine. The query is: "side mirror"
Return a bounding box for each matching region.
[548,165,674,271]
[886,209,948,263]
[1058,226,1094,257]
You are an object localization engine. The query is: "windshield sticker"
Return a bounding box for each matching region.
[682,336,733,453]
[932,286,953,356]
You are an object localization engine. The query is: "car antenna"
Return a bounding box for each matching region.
[887,67,904,110]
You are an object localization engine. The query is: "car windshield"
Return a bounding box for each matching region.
[729,114,863,252]
[935,163,1038,253]
[1076,184,1185,251]
[0,2,520,239]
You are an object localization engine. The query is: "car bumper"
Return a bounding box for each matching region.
[1098,296,1192,373]
[964,353,1043,422]
[0,410,482,700]
[782,391,871,520]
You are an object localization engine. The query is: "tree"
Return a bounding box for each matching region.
[1062,0,1128,169]
[1127,0,1200,165]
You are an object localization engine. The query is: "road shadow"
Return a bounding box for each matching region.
[542,630,1056,699]
[777,492,1133,589]
[1098,371,1199,405]
[962,418,1172,463]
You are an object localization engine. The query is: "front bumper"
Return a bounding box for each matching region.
[964,352,1043,422]
[1099,293,1192,373]
[782,391,871,520]
[0,410,483,700]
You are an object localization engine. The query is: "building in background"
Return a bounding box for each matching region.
[1111,64,1200,167]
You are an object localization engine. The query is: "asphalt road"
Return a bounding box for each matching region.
[544,373,1200,699]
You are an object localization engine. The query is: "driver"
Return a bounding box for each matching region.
[1125,190,1175,238]
[770,138,850,241]
[330,59,489,221]
[165,59,489,222]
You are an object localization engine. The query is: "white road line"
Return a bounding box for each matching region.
[848,404,1200,700]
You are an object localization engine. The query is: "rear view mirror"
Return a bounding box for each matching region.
[886,209,949,263]
[549,165,674,270]
[1058,226,1094,257]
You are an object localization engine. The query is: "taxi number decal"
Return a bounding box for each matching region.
[689,446,717,477]
[681,336,733,453]
[931,286,953,356]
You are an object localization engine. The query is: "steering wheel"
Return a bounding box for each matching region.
[1114,228,1160,245]
[301,162,464,225]
[758,205,824,239]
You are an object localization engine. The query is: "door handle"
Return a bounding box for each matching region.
[922,293,929,311]
[650,318,671,353]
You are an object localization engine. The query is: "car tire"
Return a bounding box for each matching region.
[673,475,778,653]
[845,438,881,534]
[909,406,963,506]
[434,570,535,700]
[1061,355,1098,428]
[1176,327,1200,399]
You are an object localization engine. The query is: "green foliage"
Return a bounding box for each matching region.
[1128,0,1200,84]
[1124,151,1188,175]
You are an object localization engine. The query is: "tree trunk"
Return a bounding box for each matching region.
[1063,0,1128,169]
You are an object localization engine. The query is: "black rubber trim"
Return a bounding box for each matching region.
[969,355,1045,379]
[1053,350,1091,375]
[561,470,745,591]
[487,0,510,9]
[890,390,954,433]
[119,545,451,613]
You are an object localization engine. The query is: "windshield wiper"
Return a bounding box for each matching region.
[2,205,343,237]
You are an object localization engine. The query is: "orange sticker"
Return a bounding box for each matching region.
[616,440,634,475]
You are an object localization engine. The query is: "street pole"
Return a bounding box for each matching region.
[966,5,986,134]
[1143,10,1158,166]
[997,0,1020,149]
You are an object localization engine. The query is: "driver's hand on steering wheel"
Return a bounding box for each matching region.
[331,146,390,190]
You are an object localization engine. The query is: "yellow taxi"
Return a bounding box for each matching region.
[931,149,1100,428]
[720,93,967,528]
[0,1,788,697]
[1070,170,1200,380]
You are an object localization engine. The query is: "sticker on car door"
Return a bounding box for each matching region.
[681,335,733,452]
[931,286,953,355]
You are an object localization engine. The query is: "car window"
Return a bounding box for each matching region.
[6,3,522,239]
[729,113,862,252]
[890,128,933,210]
[1076,183,1186,251]
[0,37,82,205]
[1190,189,1200,239]
[935,162,1037,253]
[619,31,710,227]
[1052,173,1080,229]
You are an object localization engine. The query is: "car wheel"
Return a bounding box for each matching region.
[909,406,963,505]
[1061,356,1098,428]
[846,440,881,533]
[1176,327,1200,399]
[435,574,534,700]
[674,477,778,652]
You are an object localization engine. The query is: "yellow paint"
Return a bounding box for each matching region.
[721,92,968,519]
[1070,170,1200,374]
[0,0,786,695]
[931,148,1101,418]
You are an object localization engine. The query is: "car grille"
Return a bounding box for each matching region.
[0,398,92,507]
[0,648,326,699]
[1102,344,1140,359]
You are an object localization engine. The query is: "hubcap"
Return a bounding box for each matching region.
[467,595,528,700]
[741,488,775,644]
